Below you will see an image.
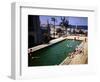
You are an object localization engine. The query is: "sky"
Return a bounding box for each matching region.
[39,15,88,26]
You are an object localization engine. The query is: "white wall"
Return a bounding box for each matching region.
[0,0,100,81]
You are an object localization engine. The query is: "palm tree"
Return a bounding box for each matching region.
[60,17,69,35]
[46,19,50,35]
[51,17,57,38]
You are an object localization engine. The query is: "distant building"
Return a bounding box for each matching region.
[68,25,88,35]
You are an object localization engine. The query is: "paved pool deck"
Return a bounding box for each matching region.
[60,36,88,65]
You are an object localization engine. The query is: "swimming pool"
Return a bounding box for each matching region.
[28,39,82,66]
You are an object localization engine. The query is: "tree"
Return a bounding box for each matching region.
[46,19,50,35]
[56,28,62,37]
[51,17,57,38]
[60,17,69,35]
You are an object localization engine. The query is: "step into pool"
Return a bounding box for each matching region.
[28,39,82,66]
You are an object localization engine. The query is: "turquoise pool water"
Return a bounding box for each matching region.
[28,39,82,66]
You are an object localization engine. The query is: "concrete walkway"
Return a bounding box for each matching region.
[28,37,67,52]
[70,42,88,64]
